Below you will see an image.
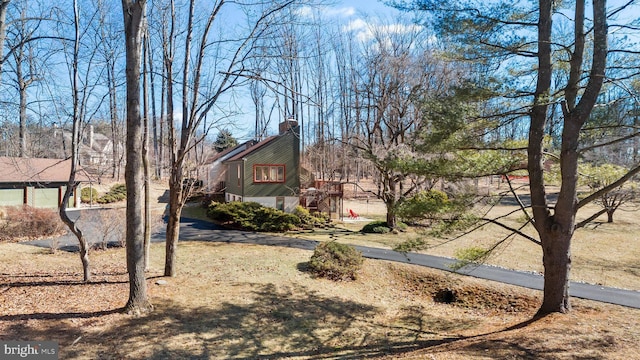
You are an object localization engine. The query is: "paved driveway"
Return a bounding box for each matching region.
[22,208,640,309]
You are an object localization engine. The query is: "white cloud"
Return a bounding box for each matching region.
[297,5,356,19]
[325,6,356,17]
[343,18,368,32]
[343,19,423,44]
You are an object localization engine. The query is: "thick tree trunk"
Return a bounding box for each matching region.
[122,0,152,315]
[538,230,572,314]
[384,177,397,228]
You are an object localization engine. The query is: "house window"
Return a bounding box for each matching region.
[237,164,241,186]
[253,164,285,183]
[276,197,285,211]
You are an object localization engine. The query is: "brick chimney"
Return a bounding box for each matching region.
[279,118,298,135]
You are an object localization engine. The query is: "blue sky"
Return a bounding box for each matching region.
[227,0,406,141]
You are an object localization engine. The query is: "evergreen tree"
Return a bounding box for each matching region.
[213,129,238,153]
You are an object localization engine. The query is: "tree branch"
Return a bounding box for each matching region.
[577,163,640,209]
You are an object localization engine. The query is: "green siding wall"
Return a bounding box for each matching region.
[34,188,59,208]
[0,188,24,206]
[1,183,77,208]
[225,161,243,197]
[243,130,299,197]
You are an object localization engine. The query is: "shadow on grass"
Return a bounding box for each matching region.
[0,309,121,322]
[449,322,618,360]
[0,278,127,289]
[2,282,479,359]
[2,282,615,359]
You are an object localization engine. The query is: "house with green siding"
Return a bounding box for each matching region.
[0,157,87,209]
[223,120,300,212]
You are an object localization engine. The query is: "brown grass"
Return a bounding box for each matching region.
[296,195,640,291]
[1,241,639,359]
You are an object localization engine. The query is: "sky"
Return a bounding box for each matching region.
[228,0,406,141]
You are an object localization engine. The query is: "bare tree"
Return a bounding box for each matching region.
[0,0,10,85]
[121,0,152,315]
[59,0,91,283]
[351,21,461,227]
[97,0,125,180]
[142,23,151,270]
[162,0,299,277]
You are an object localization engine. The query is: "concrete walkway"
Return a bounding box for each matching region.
[22,209,640,309]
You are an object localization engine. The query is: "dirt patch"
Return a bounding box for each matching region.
[389,264,540,314]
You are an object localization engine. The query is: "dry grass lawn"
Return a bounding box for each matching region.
[298,193,640,291]
[1,240,639,359]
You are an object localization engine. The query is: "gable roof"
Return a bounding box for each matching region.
[225,136,279,162]
[0,157,90,183]
[206,140,258,164]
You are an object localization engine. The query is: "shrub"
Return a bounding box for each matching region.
[97,183,127,204]
[397,189,450,223]
[308,241,364,281]
[361,220,391,234]
[251,207,300,232]
[450,247,489,271]
[207,201,261,223]
[80,187,99,203]
[393,237,429,253]
[293,205,328,228]
[0,206,65,242]
[207,201,301,232]
[84,209,127,249]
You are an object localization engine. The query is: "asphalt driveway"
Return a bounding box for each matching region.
[22,208,640,309]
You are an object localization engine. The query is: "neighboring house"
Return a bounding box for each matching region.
[0,157,88,209]
[223,120,300,212]
[79,125,115,168]
[203,139,258,193]
[55,125,120,172]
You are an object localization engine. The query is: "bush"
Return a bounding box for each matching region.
[0,206,65,242]
[293,205,328,228]
[361,220,391,234]
[308,241,364,281]
[251,207,300,232]
[207,201,301,232]
[80,187,99,203]
[97,183,127,204]
[397,189,450,223]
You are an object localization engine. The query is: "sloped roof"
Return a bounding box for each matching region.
[205,140,258,164]
[224,136,278,162]
[0,157,90,183]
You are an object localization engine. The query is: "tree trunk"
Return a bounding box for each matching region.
[122,0,152,315]
[143,31,151,271]
[108,59,120,180]
[58,0,91,283]
[0,0,10,87]
[18,76,27,157]
[606,210,614,223]
[60,200,91,282]
[538,230,572,314]
[164,171,182,277]
[384,177,397,228]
